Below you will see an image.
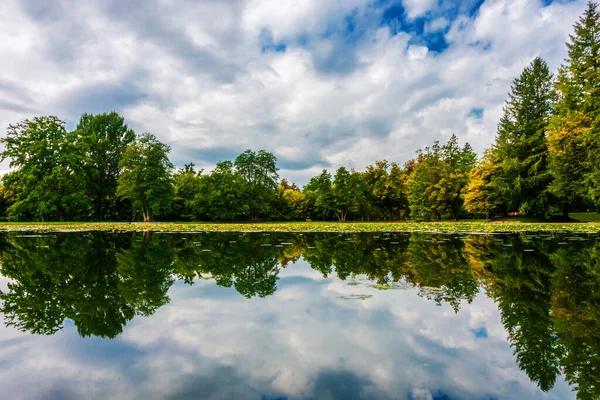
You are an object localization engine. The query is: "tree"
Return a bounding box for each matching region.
[234,149,279,221]
[303,170,335,220]
[117,133,174,222]
[332,166,366,222]
[77,112,136,221]
[463,150,503,218]
[172,163,202,221]
[195,161,248,221]
[491,58,555,216]
[548,2,600,215]
[363,160,409,221]
[0,116,89,221]
[274,179,306,221]
[409,136,475,221]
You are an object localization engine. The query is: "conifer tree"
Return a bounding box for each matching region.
[548,1,600,215]
[493,57,555,217]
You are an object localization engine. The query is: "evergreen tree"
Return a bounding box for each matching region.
[493,57,555,216]
[548,2,600,215]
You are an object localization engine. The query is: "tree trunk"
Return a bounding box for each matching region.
[562,203,569,219]
[142,204,152,222]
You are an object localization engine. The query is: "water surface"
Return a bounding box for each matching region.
[0,231,598,399]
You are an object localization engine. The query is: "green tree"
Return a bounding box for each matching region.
[117,133,174,222]
[548,2,600,214]
[409,135,475,221]
[363,160,409,221]
[173,163,202,221]
[195,161,248,221]
[493,58,555,216]
[234,149,279,221]
[76,112,136,221]
[408,135,477,221]
[0,116,89,221]
[332,166,366,222]
[303,170,335,220]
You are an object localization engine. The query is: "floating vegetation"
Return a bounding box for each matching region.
[371,283,406,290]
[0,221,599,233]
[337,294,372,300]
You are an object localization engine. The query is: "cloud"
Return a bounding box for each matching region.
[0,0,589,185]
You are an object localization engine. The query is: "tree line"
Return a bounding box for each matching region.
[2,3,600,222]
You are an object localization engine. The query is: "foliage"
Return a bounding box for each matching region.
[492,57,555,217]
[409,135,476,221]
[363,160,409,221]
[0,116,90,221]
[173,163,202,221]
[549,2,600,212]
[195,161,249,221]
[117,133,174,222]
[463,150,504,217]
[77,112,136,221]
[234,149,279,221]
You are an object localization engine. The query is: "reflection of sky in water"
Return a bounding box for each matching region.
[0,259,574,400]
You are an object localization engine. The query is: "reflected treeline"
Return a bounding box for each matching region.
[0,231,598,398]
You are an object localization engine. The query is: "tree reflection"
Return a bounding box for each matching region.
[549,241,600,399]
[0,233,133,338]
[0,230,598,399]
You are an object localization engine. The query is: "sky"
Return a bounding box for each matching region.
[0,0,587,185]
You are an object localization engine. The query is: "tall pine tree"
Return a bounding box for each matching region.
[548,1,600,215]
[493,57,555,217]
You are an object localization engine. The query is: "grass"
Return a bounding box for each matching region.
[569,212,600,222]
[0,220,599,233]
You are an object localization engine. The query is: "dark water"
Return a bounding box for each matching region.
[0,231,598,400]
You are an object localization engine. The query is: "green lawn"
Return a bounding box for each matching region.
[569,212,600,222]
[0,220,598,233]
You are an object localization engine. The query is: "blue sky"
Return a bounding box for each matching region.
[0,0,587,184]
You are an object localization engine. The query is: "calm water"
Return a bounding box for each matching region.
[0,231,598,400]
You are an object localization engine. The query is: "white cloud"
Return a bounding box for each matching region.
[0,0,590,185]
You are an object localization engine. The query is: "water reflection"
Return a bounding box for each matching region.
[0,231,598,399]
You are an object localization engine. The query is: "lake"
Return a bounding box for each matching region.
[0,231,597,399]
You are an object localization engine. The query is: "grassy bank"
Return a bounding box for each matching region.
[0,220,599,233]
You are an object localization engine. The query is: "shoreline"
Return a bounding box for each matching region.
[0,221,598,233]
